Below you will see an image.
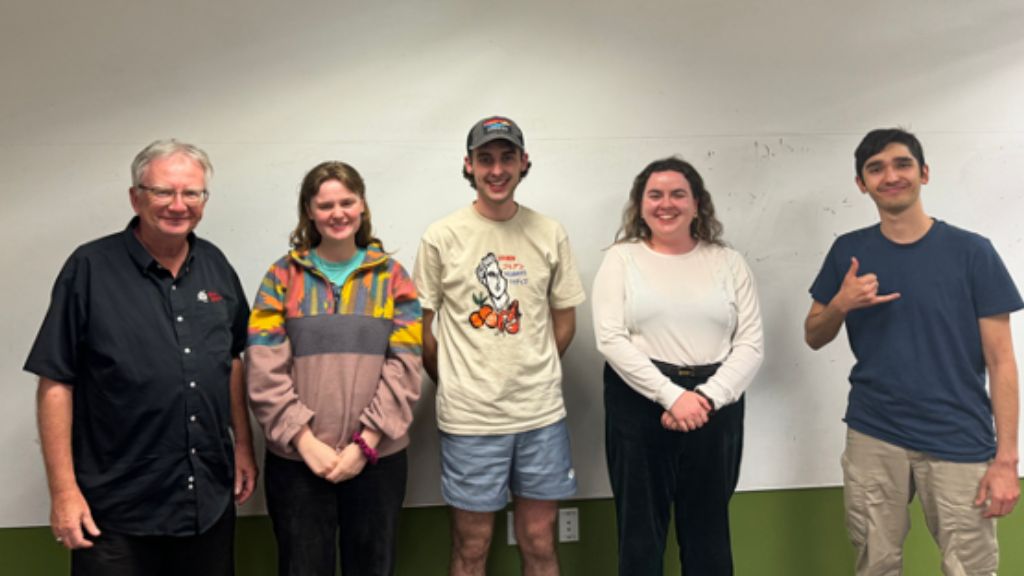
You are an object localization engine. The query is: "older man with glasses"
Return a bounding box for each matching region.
[25,139,258,575]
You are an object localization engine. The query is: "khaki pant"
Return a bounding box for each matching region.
[842,428,998,576]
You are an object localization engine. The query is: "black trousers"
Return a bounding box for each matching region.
[264,449,407,576]
[71,503,235,576]
[604,363,744,576]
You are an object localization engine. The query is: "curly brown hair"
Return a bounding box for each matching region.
[614,156,724,246]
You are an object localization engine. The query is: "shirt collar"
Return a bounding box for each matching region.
[123,216,197,274]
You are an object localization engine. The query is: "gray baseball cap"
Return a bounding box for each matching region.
[466,116,525,151]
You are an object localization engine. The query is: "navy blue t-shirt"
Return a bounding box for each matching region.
[810,220,1022,462]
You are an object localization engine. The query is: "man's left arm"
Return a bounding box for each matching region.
[550,307,576,358]
[976,314,1020,517]
[229,357,258,504]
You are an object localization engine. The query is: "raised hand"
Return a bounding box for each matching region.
[833,257,900,313]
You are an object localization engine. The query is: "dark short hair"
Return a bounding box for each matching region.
[614,156,724,246]
[854,128,926,178]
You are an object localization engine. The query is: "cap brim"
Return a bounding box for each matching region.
[468,134,523,151]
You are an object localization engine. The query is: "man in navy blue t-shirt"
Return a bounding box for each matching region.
[805,128,1021,576]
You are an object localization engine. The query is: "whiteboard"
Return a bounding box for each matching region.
[2,0,1023,526]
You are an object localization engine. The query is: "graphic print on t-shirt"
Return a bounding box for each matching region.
[468,252,522,334]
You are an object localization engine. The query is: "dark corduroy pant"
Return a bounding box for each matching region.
[265,449,407,576]
[604,363,744,576]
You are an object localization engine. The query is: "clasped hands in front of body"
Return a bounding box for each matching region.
[661,390,712,432]
[294,427,369,483]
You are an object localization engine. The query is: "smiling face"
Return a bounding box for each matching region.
[465,140,529,213]
[856,143,929,216]
[130,152,207,242]
[307,179,364,250]
[641,170,698,253]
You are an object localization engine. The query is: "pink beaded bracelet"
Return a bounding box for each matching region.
[351,431,379,465]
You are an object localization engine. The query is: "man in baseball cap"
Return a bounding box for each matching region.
[415,116,585,575]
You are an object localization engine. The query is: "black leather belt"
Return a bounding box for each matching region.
[651,359,721,379]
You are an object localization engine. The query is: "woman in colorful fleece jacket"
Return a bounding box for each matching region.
[246,161,422,576]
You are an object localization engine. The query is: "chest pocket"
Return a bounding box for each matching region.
[195,299,233,356]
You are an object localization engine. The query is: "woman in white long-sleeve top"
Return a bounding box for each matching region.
[592,157,764,576]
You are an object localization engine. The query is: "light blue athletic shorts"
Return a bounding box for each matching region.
[440,419,577,512]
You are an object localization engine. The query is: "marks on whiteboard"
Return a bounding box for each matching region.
[754,140,775,160]
[821,196,857,217]
[753,138,812,161]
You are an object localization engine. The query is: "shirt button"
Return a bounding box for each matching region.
[177,315,184,322]
[189,381,197,388]
[184,347,191,354]
[188,484,194,491]
[191,448,197,455]
[171,285,177,291]
[188,475,195,482]
[190,415,197,422]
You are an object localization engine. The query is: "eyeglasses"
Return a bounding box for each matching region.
[136,185,209,206]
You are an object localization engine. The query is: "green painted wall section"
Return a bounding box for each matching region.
[4,485,1022,575]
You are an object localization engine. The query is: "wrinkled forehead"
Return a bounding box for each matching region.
[140,152,208,183]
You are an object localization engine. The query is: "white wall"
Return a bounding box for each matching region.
[3,0,1023,526]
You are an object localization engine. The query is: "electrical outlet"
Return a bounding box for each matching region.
[508,508,580,544]
[559,507,579,542]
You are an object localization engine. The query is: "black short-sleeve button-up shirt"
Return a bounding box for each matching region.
[25,218,249,536]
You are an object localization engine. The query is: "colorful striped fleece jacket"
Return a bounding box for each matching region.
[245,244,423,460]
